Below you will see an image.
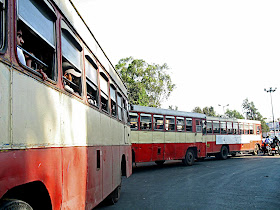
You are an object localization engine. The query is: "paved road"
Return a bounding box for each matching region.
[97,155,280,210]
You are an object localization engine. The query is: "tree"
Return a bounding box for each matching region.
[192,106,217,116]
[168,105,178,110]
[192,107,203,114]
[225,109,244,119]
[115,57,175,107]
[242,98,269,132]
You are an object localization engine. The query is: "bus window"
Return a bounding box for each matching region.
[0,0,5,51]
[140,114,152,130]
[85,54,98,107]
[154,115,164,130]
[227,122,233,134]
[213,121,220,134]
[117,93,123,121]
[17,0,56,80]
[186,118,192,132]
[249,124,254,134]
[100,73,109,112]
[239,123,244,134]
[244,124,249,134]
[123,98,128,124]
[206,121,213,134]
[256,125,261,134]
[233,122,238,134]
[196,119,202,133]
[61,22,82,95]
[221,122,226,134]
[129,113,138,130]
[110,85,117,117]
[165,116,175,131]
[176,117,185,132]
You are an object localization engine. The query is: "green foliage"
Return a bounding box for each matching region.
[116,57,175,107]
[192,107,203,114]
[192,106,217,116]
[242,98,269,132]
[225,109,244,119]
[168,105,178,110]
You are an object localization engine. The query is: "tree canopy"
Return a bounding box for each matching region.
[225,109,244,119]
[116,57,175,107]
[192,106,217,116]
[242,98,269,132]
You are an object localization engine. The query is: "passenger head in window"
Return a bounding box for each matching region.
[16,23,48,81]
[63,68,81,93]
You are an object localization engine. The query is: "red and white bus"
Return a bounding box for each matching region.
[0,0,131,209]
[129,105,207,166]
[129,105,262,165]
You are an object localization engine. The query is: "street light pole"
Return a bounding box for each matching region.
[264,87,277,137]
[218,104,229,117]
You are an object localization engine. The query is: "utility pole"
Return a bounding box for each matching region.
[264,87,277,137]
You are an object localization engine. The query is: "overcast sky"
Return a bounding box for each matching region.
[73,0,280,121]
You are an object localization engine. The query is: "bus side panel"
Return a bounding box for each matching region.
[102,146,113,199]
[206,141,222,154]
[132,143,153,163]
[152,143,164,161]
[120,145,132,177]
[164,143,176,160]
[86,147,103,210]
[0,149,63,210]
[61,147,87,209]
[0,63,10,149]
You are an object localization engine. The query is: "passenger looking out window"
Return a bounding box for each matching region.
[17,24,47,80]
[63,66,81,94]
[17,0,56,80]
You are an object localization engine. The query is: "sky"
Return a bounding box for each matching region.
[73,0,280,121]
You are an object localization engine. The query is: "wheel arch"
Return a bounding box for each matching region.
[0,181,52,210]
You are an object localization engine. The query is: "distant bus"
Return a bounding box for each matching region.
[0,0,131,209]
[129,105,262,166]
[129,105,206,166]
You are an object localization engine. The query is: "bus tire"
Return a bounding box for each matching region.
[155,160,165,166]
[218,145,228,160]
[182,149,195,166]
[0,199,33,210]
[106,185,121,205]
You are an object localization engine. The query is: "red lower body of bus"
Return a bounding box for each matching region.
[0,145,131,209]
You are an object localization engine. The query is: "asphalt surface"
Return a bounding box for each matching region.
[96,155,280,210]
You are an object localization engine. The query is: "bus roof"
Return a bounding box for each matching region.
[130,105,206,119]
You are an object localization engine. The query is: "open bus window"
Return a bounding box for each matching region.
[17,0,56,80]
[239,123,244,134]
[140,114,151,130]
[221,122,226,134]
[85,54,98,107]
[249,124,254,134]
[213,121,220,134]
[256,125,261,134]
[123,98,128,124]
[227,122,233,134]
[206,121,213,134]
[165,116,175,131]
[244,124,249,134]
[61,22,82,95]
[233,122,238,134]
[117,93,123,121]
[129,113,138,130]
[196,119,202,133]
[176,117,184,132]
[100,73,109,112]
[0,0,5,51]
[186,118,192,132]
[110,85,117,117]
[154,115,164,130]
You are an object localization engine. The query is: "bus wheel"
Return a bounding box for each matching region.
[182,149,195,166]
[155,160,165,166]
[218,146,228,160]
[106,185,121,205]
[0,199,33,210]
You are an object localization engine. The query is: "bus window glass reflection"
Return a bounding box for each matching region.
[154,115,164,130]
[140,114,152,130]
[176,117,185,132]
